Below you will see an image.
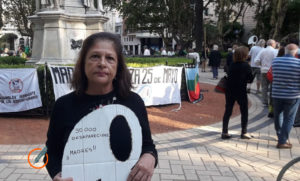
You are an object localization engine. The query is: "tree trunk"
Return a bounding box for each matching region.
[0,0,3,29]
[195,0,204,52]
[217,0,225,48]
[271,0,289,39]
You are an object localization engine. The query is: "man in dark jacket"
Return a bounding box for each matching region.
[225,44,238,74]
[209,44,222,79]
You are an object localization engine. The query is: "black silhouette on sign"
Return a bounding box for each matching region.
[70,39,83,50]
[109,115,132,162]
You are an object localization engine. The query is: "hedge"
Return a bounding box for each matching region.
[125,57,193,67]
[0,56,27,65]
[36,66,56,116]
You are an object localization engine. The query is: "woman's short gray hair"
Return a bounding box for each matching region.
[257,39,265,47]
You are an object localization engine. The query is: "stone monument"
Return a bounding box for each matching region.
[28,0,108,64]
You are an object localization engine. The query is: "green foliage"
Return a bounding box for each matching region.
[36,66,55,115]
[204,23,219,45]
[223,22,244,42]
[254,0,293,40]
[103,0,122,10]
[0,56,27,65]
[0,0,3,29]
[220,51,229,59]
[253,2,273,39]
[120,0,195,49]
[0,64,33,68]
[125,57,193,67]
[2,0,35,37]
[280,0,300,39]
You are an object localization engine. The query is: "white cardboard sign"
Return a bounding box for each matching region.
[62,104,142,181]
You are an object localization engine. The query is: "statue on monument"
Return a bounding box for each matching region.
[82,0,96,10]
[37,0,63,11]
[82,0,104,12]
[97,0,104,12]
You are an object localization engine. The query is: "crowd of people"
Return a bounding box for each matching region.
[162,39,300,150]
[0,46,30,59]
[220,39,300,150]
[138,41,300,149]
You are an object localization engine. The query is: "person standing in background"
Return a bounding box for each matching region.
[201,46,209,72]
[254,39,277,106]
[143,46,150,56]
[209,45,222,79]
[221,46,255,139]
[248,39,265,94]
[225,44,238,74]
[272,44,300,149]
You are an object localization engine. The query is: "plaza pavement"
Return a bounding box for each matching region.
[0,70,300,181]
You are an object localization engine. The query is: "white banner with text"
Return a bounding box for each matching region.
[0,68,42,113]
[48,65,74,100]
[49,65,182,106]
[129,66,183,106]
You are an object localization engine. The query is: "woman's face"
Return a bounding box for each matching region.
[84,40,118,92]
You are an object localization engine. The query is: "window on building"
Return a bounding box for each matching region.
[204,8,209,16]
[129,36,134,41]
[19,38,24,46]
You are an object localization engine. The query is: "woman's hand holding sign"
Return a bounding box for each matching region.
[53,172,73,181]
[127,153,155,181]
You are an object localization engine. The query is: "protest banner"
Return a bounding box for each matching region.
[129,66,183,106]
[48,65,74,100]
[0,68,42,112]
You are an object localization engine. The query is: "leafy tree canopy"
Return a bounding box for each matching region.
[2,0,35,37]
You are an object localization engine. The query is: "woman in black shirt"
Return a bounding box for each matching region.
[45,32,157,181]
[221,46,255,139]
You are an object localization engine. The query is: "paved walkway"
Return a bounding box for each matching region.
[1,70,300,181]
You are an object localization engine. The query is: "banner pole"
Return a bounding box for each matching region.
[44,62,48,117]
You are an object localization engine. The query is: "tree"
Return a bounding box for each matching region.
[103,0,122,9]
[253,0,294,40]
[119,0,195,50]
[194,0,204,52]
[214,0,254,47]
[2,0,35,37]
[280,0,300,41]
[269,0,289,39]
[0,0,3,29]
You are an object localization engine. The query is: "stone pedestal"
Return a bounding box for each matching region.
[28,1,108,65]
